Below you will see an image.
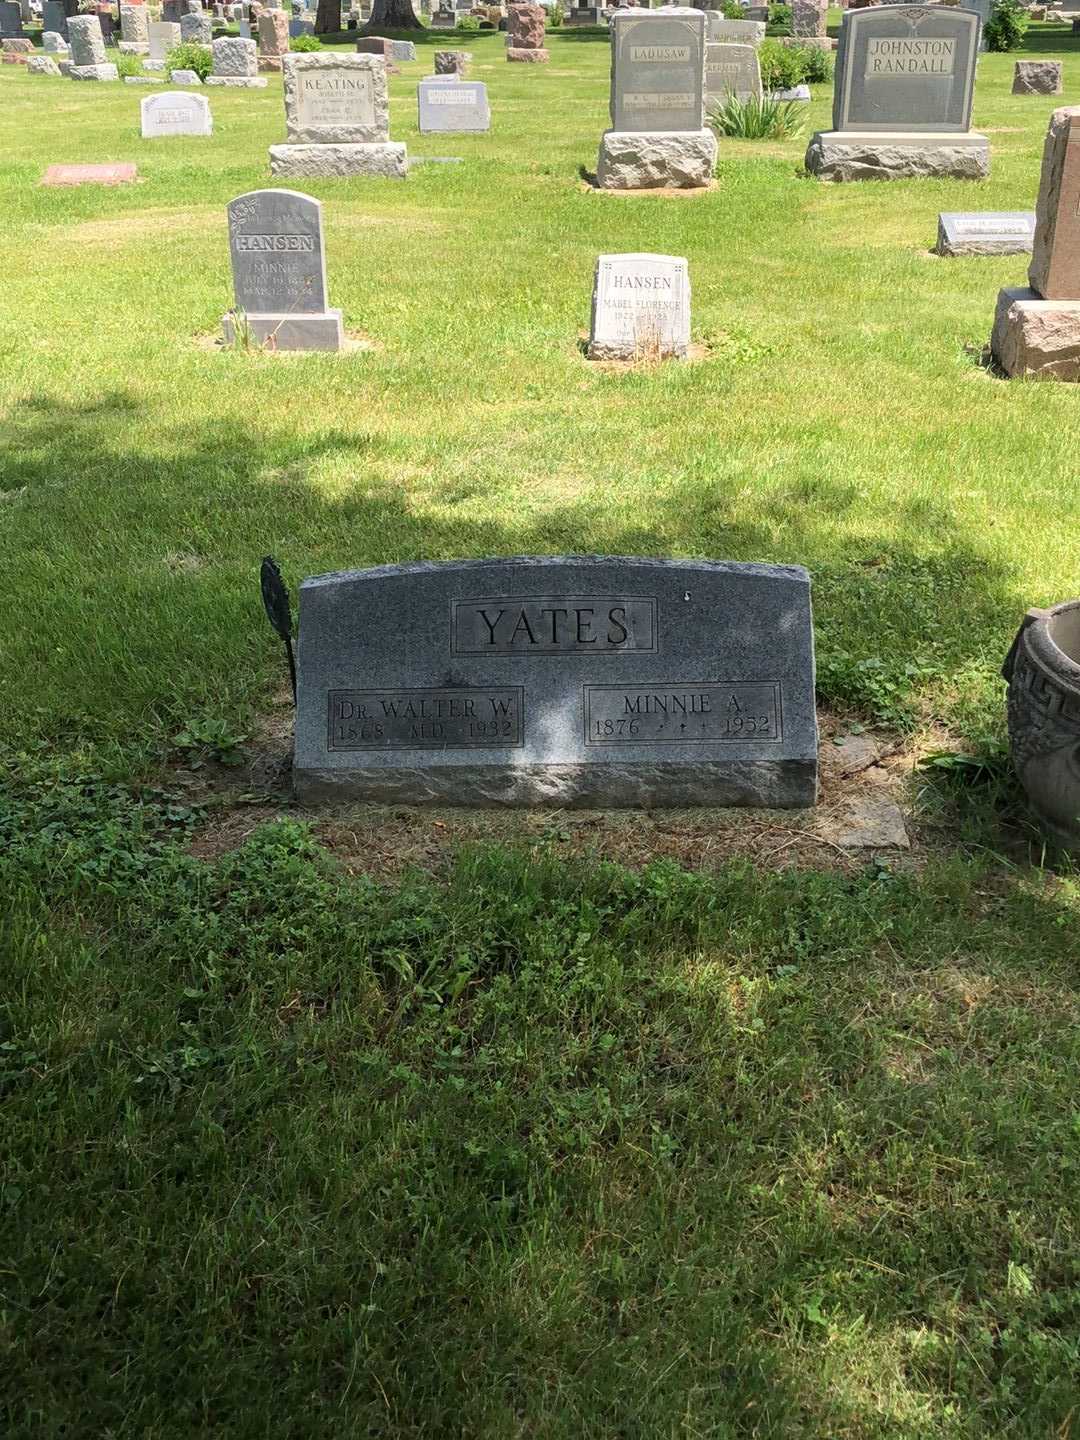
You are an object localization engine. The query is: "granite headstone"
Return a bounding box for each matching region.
[705,42,762,104]
[832,4,980,132]
[936,211,1035,256]
[292,556,819,808]
[141,88,213,135]
[418,76,490,132]
[610,7,706,131]
[588,253,690,361]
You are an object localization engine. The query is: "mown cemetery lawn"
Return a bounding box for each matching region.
[1,24,1078,1437]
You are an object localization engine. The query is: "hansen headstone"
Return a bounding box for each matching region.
[292,556,818,807]
[588,253,690,361]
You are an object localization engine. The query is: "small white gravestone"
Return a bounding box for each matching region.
[588,253,690,362]
[141,90,213,136]
[417,76,490,132]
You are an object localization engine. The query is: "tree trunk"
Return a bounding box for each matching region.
[363,0,424,29]
[315,0,343,33]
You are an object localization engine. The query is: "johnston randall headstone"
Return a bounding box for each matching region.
[292,556,818,807]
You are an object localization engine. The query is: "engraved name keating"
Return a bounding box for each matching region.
[865,37,955,76]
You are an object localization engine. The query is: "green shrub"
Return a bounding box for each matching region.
[720,0,744,16]
[289,32,322,49]
[709,93,805,139]
[549,2,564,27]
[457,14,481,30]
[757,37,803,91]
[984,0,1029,50]
[791,41,833,83]
[114,49,144,77]
[766,3,792,36]
[165,40,212,78]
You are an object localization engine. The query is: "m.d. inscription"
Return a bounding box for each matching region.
[329,688,524,749]
[584,682,781,744]
[452,596,657,654]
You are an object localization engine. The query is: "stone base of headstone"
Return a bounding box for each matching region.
[28,53,62,73]
[125,72,166,81]
[222,307,345,352]
[804,130,989,182]
[70,62,120,78]
[990,286,1080,381]
[596,129,717,190]
[258,55,284,69]
[506,44,549,59]
[779,33,833,48]
[170,66,203,82]
[269,141,409,178]
[118,40,150,51]
[205,73,267,84]
[143,58,165,69]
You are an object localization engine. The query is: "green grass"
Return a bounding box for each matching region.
[1,28,1080,1437]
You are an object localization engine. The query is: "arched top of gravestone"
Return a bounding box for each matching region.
[226,188,328,316]
[833,3,981,132]
[301,554,812,589]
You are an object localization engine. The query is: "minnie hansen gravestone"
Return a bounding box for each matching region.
[292,556,819,807]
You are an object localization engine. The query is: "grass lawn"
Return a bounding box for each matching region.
[1,23,1079,1438]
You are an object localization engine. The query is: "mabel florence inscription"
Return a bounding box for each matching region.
[292,556,818,807]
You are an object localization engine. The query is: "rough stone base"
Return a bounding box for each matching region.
[293,759,819,808]
[587,338,687,362]
[506,46,549,60]
[70,63,120,80]
[269,141,408,178]
[27,54,62,74]
[990,286,1080,381]
[143,58,165,70]
[222,308,345,353]
[257,54,283,70]
[596,128,717,190]
[124,74,166,83]
[804,130,990,181]
[118,40,149,53]
[205,74,267,87]
[1011,59,1062,95]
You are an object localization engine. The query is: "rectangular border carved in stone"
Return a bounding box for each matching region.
[583,681,783,745]
[450,595,658,655]
[327,687,525,750]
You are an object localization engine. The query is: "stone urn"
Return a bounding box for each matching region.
[1002,600,1080,849]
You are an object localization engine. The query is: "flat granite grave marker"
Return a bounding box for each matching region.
[807,4,988,180]
[588,252,690,361]
[270,52,407,179]
[292,556,819,807]
[418,76,490,132]
[222,187,344,350]
[598,6,716,189]
[936,210,1034,256]
[141,89,213,136]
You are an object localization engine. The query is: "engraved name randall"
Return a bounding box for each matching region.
[235,234,316,252]
[451,595,657,654]
[584,682,782,744]
[328,688,524,749]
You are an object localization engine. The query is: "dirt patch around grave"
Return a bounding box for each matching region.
[576,332,713,369]
[580,177,718,198]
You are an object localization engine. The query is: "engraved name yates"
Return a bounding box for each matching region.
[584,682,781,744]
[452,596,657,654]
[329,688,524,749]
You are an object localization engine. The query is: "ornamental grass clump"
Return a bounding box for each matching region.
[709,93,805,140]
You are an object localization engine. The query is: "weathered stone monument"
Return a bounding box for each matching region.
[507,2,549,61]
[205,36,267,85]
[435,48,470,74]
[936,210,1034,257]
[257,8,288,69]
[222,188,344,351]
[791,0,826,39]
[141,88,213,135]
[290,556,819,807]
[705,41,761,106]
[805,4,988,181]
[68,15,119,79]
[588,253,690,361]
[180,9,212,42]
[1012,60,1062,96]
[147,20,181,68]
[28,53,63,74]
[270,52,408,179]
[418,76,491,132]
[119,4,150,52]
[597,7,716,190]
[991,107,1080,379]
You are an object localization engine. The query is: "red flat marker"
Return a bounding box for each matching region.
[42,163,138,187]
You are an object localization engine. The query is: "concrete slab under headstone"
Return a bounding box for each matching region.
[291,556,819,807]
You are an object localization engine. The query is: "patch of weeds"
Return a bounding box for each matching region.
[817,649,946,729]
[171,718,248,767]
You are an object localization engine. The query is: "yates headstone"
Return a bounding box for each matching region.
[292,556,819,808]
[223,187,344,350]
[141,88,213,135]
[418,76,490,132]
[588,253,690,362]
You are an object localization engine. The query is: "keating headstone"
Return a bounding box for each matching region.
[418,76,491,132]
[67,15,119,79]
[222,188,344,351]
[991,107,1080,379]
[588,252,690,361]
[936,210,1035,257]
[291,556,819,808]
[806,4,988,181]
[270,52,408,180]
[141,88,213,135]
[705,42,761,105]
[598,7,716,189]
